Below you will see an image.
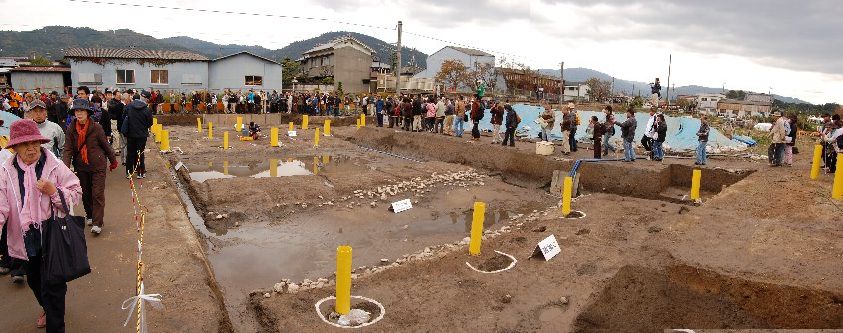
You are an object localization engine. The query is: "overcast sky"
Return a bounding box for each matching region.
[1,0,841,104]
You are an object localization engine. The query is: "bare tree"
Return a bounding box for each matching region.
[435,59,470,93]
[585,77,611,102]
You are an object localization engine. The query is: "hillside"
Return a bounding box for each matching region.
[0,27,427,69]
[0,26,192,59]
[538,68,807,104]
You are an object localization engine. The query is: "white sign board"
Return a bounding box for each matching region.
[287,131,297,137]
[174,161,184,171]
[533,234,561,261]
[391,199,412,213]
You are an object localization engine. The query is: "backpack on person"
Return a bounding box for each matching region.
[515,112,522,126]
[575,112,581,126]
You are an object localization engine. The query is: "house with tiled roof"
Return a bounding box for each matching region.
[300,35,375,93]
[65,48,281,92]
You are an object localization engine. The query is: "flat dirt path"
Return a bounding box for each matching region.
[0,143,229,333]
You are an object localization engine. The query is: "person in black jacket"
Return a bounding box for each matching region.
[501,104,519,147]
[652,114,667,161]
[47,91,67,126]
[121,91,153,179]
[107,91,125,160]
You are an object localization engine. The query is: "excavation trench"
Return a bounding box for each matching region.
[574,265,843,332]
[352,127,755,202]
[166,149,552,332]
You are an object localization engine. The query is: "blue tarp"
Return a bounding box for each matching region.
[475,104,747,152]
[0,112,21,137]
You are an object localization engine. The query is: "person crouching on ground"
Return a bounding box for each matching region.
[0,119,82,331]
[652,114,667,162]
[502,104,519,147]
[589,116,605,159]
[249,121,262,140]
[63,99,118,235]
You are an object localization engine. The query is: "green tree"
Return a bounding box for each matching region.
[281,58,301,87]
[30,54,52,66]
[725,90,746,100]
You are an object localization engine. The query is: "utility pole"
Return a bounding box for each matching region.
[559,61,564,106]
[666,54,672,105]
[395,21,402,96]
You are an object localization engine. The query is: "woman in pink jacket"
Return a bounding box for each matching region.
[0,119,82,331]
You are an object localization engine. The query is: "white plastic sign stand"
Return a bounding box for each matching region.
[174,161,184,171]
[288,131,297,137]
[532,234,561,261]
[391,199,412,213]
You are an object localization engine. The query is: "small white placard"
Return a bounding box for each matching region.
[174,161,184,171]
[533,234,561,261]
[287,131,297,137]
[391,199,412,213]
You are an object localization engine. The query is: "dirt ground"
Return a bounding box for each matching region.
[249,126,843,332]
[41,118,835,333]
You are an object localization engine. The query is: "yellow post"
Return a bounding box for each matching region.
[302,115,309,130]
[335,245,352,315]
[360,114,366,127]
[223,161,229,175]
[289,122,294,132]
[208,122,214,139]
[236,116,243,132]
[562,176,573,216]
[323,155,330,164]
[269,158,278,178]
[833,154,843,200]
[152,117,158,128]
[197,117,203,133]
[324,119,331,136]
[160,130,170,152]
[469,202,486,256]
[314,128,320,147]
[153,124,162,143]
[811,144,823,180]
[223,131,229,150]
[313,156,319,175]
[691,169,702,200]
[356,118,361,129]
[270,127,279,147]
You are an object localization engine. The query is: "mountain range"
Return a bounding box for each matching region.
[0,26,810,104]
[537,68,808,104]
[0,26,427,68]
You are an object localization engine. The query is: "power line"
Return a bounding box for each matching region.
[64,0,536,65]
[66,0,396,32]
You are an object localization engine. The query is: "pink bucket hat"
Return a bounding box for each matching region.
[7,119,50,147]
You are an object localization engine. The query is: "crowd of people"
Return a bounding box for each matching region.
[0,85,154,331]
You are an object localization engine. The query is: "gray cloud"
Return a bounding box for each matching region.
[311,0,530,27]
[534,0,843,75]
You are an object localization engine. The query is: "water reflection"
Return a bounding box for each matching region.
[187,155,343,182]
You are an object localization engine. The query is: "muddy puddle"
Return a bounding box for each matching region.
[185,155,352,182]
[209,200,537,319]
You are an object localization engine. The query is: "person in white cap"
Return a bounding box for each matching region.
[23,99,65,159]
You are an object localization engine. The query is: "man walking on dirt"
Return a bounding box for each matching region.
[121,91,153,178]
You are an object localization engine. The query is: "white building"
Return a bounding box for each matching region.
[696,93,725,114]
[65,48,282,93]
[414,46,495,88]
[563,82,590,102]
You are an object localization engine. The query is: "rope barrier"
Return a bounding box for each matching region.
[120,149,161,333]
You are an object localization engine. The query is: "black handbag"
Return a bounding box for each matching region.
[43,189,91,284]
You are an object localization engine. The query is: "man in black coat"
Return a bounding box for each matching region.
[121,90,153,179]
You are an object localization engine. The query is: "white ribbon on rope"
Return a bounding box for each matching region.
[121,282,163,333]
